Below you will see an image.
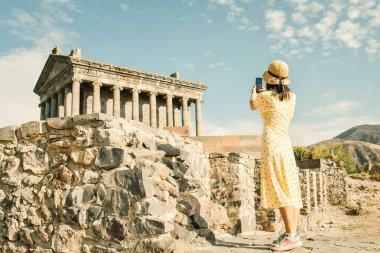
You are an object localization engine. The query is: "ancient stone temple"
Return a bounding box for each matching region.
[33,47,208,136]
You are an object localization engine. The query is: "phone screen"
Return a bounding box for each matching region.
[255,77,263,92]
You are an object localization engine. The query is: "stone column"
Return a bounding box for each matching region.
[149,91,157,128]
[131,88,140,121]
[45,99,51,119]
[181,97,189,127]
[195,98,202,136]
[40,102,46,120]
[64,87,72,117]
[318,171,324,205]
[57,91,65,117]
[311,171,318,210]
[71,78,82,116]
[50,95,57,118]
[165,94,173,127]
[92,81,102,114]
[112,86,122,117]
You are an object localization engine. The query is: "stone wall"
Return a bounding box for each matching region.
[207,152,256,236]
[0,114,349,252]
[0,114,229,253]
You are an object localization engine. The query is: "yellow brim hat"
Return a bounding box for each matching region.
[262,60,291,85]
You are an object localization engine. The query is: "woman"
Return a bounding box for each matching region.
[250,60,303,251]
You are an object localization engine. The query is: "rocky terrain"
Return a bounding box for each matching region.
[186,176,380,253]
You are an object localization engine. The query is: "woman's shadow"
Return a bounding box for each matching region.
[213,239,273,250]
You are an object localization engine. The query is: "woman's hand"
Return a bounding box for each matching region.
[250,85,258,110]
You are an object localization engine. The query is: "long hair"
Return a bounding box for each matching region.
[266,83,292,101]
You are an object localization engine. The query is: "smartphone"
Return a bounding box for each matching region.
[255,77,263,92]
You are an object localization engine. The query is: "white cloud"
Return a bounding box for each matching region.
[347,7,360,19]
[237,16,258,32]
[366,38,380,57]
[210,0,234,5]
[291,12,308,24]
[265,10,286,31]
[208,0,258,32]
[315,11,338,44]
[297,26,315,39]
[267,0,380,59]
[322,89,335,98]
[120,3,129,11]
[0,0,79,127]
[309,1,324,13]
[209,61,224,68]
[310,100,361,116]
[335,20,366,49]
[183,63,196,71]
[0,48,50,127]
[281,25,295,38]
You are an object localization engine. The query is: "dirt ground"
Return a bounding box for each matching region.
[187,176,380,252]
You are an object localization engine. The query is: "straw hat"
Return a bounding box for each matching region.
[262,60,291,85]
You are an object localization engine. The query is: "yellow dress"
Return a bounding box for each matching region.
[253,90,303,209]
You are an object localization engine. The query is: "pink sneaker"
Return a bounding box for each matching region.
[270,234,302,251]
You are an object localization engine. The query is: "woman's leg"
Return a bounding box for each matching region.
[279,206,296,233]
[293,207,300,233]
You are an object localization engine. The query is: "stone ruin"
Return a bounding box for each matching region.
[0,114,348,252]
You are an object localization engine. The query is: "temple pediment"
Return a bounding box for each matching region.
[33,55,71,95]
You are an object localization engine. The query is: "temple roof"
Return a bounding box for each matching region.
[33,48,208,95]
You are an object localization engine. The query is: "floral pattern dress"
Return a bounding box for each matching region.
[254,90,303,209]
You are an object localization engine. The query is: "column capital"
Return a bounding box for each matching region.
[92,80,102,87]
[180,96,189,102]
[131,88,141,93]
[111,85,123,91]
[72,77,82,84]
[164,94,174,99]
[149,91,158,96]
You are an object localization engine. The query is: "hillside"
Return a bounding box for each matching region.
[309,125,380,170]
[335,124,380,144]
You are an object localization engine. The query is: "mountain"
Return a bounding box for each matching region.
[309,125,380,170]
[335,125,380,145]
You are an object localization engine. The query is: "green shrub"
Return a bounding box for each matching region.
[293,144,356,174]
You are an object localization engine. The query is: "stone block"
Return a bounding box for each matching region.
[0,126,17,142]
[143,199,170,218]
[83,169,99,184]
[21,148,49,175]
[46,117,74,129]
[115,167,153,199]
[87,205,102,220]
[131,150,166,162]
[95,147,124,170]
[157,143,181,156]
[17,121,47,139]
[106,217,126,241]
[62,185,96,207]
[51,225,83,253]
[95,128,125,147]
[133,217,174,236]
[209,152,227,159]
[103,188,129,216]
[72,113,113,125]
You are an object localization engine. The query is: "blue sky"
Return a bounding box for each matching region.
[0,0,379,146]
